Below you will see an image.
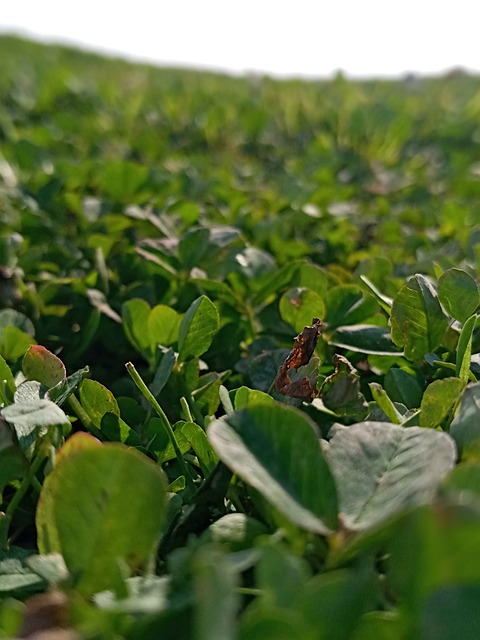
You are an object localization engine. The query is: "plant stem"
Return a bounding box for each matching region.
[68,394,103,440]
[0,450,46,548]
[126,362,195,492]
[180,396,193,422]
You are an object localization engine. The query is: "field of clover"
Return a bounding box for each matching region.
[1,35,480,639]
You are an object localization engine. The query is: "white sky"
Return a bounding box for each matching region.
[1,0,479,79]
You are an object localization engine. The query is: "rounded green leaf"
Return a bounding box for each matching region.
[327,422,456,531]
[279,287,325,333]
[178,295,219,360]
[148,304,182,349]
[122,298,151,353]
[23,345,66,388]
[208,404,338,534]
[438,269,480,323]
[36,443,167,596]
[420,377,464,429]
[79,379,120,428]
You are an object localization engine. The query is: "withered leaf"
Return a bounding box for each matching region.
[274,318,324,399]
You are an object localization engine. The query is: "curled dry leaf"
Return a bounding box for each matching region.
[274,317,325,399]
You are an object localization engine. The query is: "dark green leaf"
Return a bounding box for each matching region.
[178,295,219,360]
[438,268,479,323]
[450,382,480,459]
[330,325,401,356]
[208,404,338,534]
[391,275,449,361]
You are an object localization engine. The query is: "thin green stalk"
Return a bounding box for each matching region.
[184,388,205,427]
[68,394,103,440]
[126,362,195,492]
[0,450,46,548]
[180,396,194,422]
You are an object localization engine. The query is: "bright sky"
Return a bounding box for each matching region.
[1,0,479,79]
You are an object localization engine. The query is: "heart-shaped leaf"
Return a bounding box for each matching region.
[327,421,456,530]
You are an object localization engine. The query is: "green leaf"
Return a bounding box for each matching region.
[23,345,66,388]
[101,412,141,446]
[0,310,36,362]
[0,548,45,597]
[1,399,70,457]
[391,274,449,361]
[350,612,405,640]
[0,420,28,496]
[0,327,36,362]
[369,383,403,424]
[239,607,312,640]
[208,404,338,534]
[156,420,191,463]
[233,386,275,409]
[419,378,464,429]
[456,314,476,382]
[298,566,378,640]
[387,506,480,624]
[178,227,210,269]
[193,546,238,640]
[325,286,378,330]
[178,295,219,361]
[443,463,480,503]
[182,421,218,474]
[150,348,177,397]
[279,287,325,333]
[0,355,15,405]
[450,382,480,459]
[360,275,393,314]
[384,368,423,409]
[421,585,480,640]
[99,161,149,201]
[438,268,480,323]
[36,443,167,597]
[330,325,401,356]
[321,355,368,421]
[0,309,35,337]
[148,304,182,350]
[327,422,456,531]
[295,262,328,297]
[206,513,267,552]
[47,366,90,406]
[122,298,151,353]
[256,543,311,609]
[79,379,120,429]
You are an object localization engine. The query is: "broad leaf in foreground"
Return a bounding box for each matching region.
[327,422,456,531]
[208,404,338,534]
[37,443,167,597]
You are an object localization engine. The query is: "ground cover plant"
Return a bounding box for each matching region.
[1,34,480,639]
